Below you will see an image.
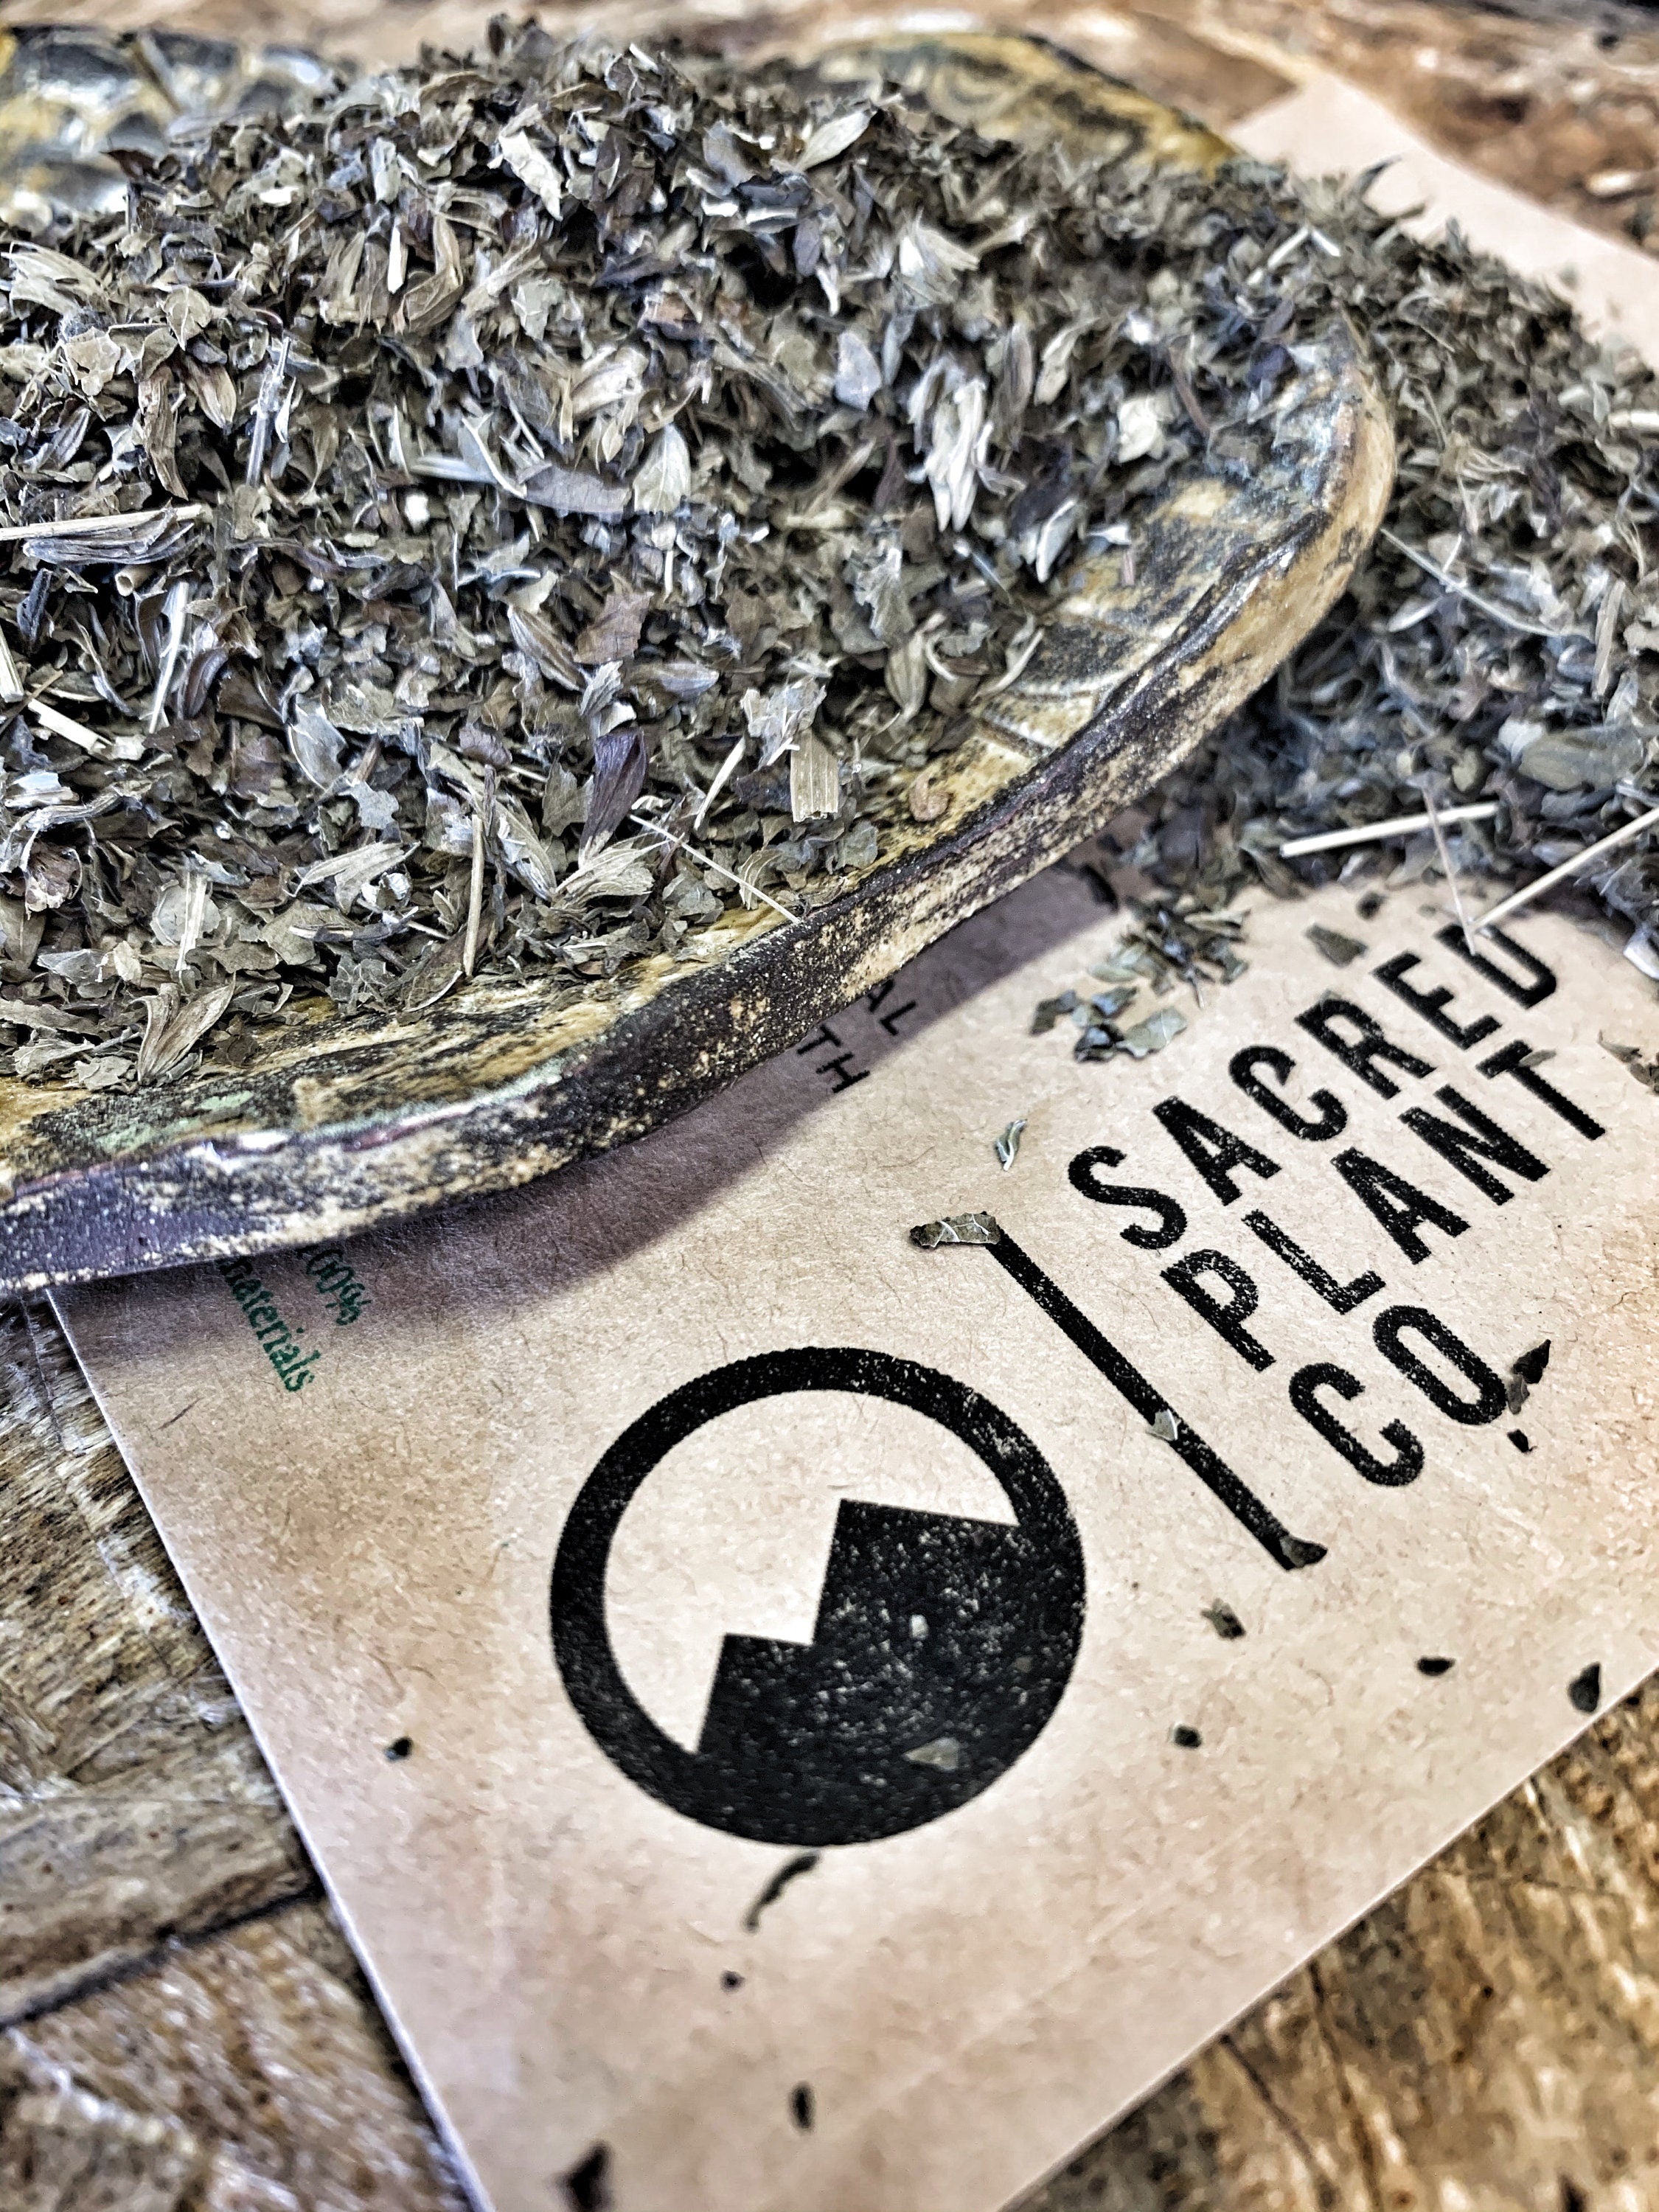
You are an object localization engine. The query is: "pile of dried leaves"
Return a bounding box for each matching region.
[1119,166,1659,981]
[0,25,1320,1089]
[1,26,1658,1096]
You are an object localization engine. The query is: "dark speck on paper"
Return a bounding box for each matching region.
[1032,991,1079,1035]
[1171,1725,1203,1749]
[722,1971,744,1991]
[1307,925,1368,967]
[1417,1656,1455,1677]
[1569,1663,1602,1715]
[1356,891,1385,920]
[1280,1534,1328,1571]
[1509,1429,1532,1453]
[1507,1340,1550,1414]
[561,2143,612,2212]
[743,1850,821,1933]
[1203,1601,1246,1640]
[791,2084,815,2132]
[383,1736,413,1762]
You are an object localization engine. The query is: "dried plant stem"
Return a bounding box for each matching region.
[629,811,795,922]
[148,580,191,734]
[1279,803,1498,858]
[694,735,745,831]
[1477,806,1659,934]
[1421,785,1478,955]
[980,618,1043,698]
[29,699,111,757]
[0,505,205,543]
[462,812,485,980]
[244,337,291,487]
[1379,529,1568,640]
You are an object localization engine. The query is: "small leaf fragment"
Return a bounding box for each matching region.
[910,1212,1001,1248]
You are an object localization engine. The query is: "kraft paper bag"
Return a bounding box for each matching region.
[58,868,1659,2212]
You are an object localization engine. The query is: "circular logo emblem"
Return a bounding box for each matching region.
[551,1347,1085,1847]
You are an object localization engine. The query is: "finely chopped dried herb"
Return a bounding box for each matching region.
[3,29,1659,1097]
[1100,170,1659,964]
[0,28,1337,1087]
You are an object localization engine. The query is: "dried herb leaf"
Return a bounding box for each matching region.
[910,1211,1001,1248]
[1307,925,1368,967]
[993,1116,1026,1171]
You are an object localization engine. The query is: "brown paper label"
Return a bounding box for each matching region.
[56,872,1659,2212]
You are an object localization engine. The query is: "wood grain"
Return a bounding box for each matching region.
[0,1303,309,2026]
[2,1899,470,2211]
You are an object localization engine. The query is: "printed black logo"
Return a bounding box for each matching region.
[551,1348,1085,1846]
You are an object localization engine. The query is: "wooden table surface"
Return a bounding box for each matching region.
[4,2,1659,2205]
